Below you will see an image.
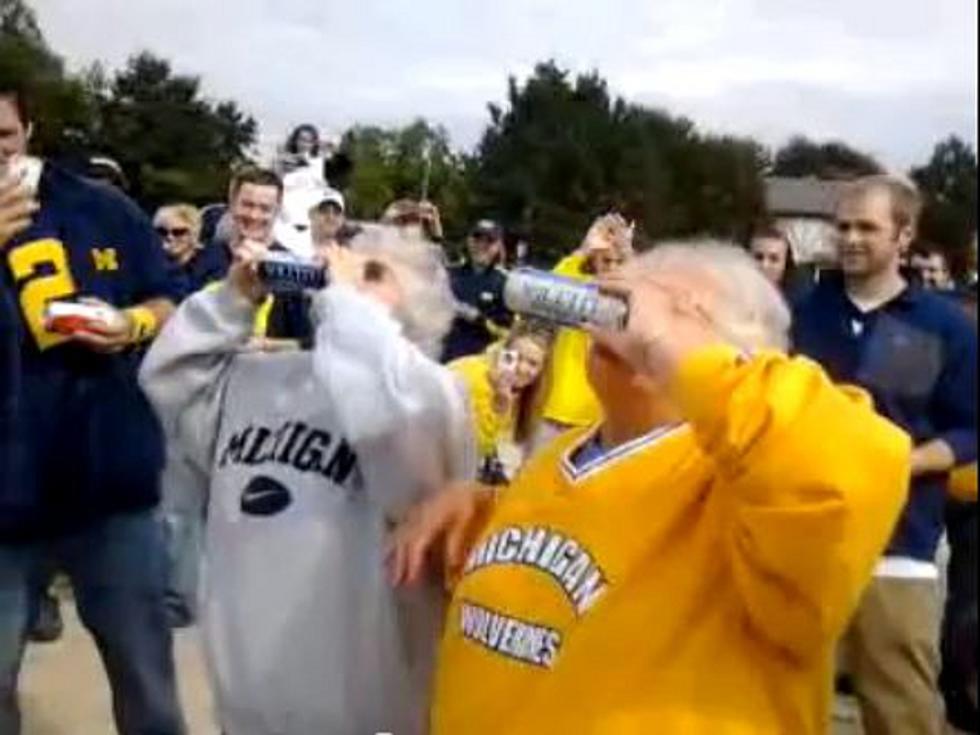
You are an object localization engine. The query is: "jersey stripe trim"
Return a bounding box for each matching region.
[560,422,688,483]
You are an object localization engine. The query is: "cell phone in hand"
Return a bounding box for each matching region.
[497,348,519,387]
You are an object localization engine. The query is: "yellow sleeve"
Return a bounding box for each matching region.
[552,253,589,280]
[253,295,274,337]
[671,345,911,662]
[949,463,978,502]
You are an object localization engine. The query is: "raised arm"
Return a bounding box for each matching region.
[673,346,910,661]
[139,242,266,475]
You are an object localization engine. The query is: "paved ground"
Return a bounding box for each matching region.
[21,601,217,735]
[18,599,962,735]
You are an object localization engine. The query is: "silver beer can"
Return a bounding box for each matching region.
[256,252,327,292]
[503,268,628,330]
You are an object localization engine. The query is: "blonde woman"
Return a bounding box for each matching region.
[153,203,227,291]
[450,326,550,483]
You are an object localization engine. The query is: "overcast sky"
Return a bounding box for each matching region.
[34,0,978,169]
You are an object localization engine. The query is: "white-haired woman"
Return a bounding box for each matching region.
[389,241,910,735]
[139,226,476,735]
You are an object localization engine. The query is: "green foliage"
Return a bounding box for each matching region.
[0,0,41,45]
[469,61,767,262]
[0,0,98,160]
[341,119,472,239]
[93,52,257,207]
[4,3,974,270]
[1,4,256,208]
[772,135,883,179]
[911,135,978,274]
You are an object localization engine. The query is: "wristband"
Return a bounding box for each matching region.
[124,306,159,344]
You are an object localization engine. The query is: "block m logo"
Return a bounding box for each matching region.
[91,248,119,272]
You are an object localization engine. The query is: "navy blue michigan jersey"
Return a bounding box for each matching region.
[0,164,182,542]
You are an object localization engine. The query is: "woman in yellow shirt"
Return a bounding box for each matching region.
[390,242,910,735]
[535,213,634,448]
[450,326,551,484]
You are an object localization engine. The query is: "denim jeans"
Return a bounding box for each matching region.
[0,510,186,735]
[160,448,210,628]
[160,511,203,627]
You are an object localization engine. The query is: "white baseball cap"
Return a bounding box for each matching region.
[313,188,345,214]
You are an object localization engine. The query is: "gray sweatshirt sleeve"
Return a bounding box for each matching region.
[139,283,256,476]
[311,284,477,486]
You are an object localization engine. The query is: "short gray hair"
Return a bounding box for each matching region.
[348,224,455,358]
[636,240,791,352]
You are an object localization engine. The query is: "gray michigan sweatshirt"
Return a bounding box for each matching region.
[140,282,476,735]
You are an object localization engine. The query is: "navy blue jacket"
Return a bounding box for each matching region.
[792,273,978,562]
[183,237,232,295]
[443,262,512,361]
[0,164,182,542]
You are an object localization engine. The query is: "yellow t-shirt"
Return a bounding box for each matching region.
[431,347,911,735]
[450,352,516,462]
[537,254,602,427]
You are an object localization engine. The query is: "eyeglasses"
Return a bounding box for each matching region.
[155,226,191,239]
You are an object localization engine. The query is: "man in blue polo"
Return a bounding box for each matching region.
[793,175,977,735]
[0,77,185,733]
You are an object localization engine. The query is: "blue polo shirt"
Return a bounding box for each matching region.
[792,273,978,562]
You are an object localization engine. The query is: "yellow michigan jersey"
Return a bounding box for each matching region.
[431,346,911,735]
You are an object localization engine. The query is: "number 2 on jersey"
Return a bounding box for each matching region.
[7,238,77,350]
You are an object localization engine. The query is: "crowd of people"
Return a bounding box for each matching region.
[0,73,977,735]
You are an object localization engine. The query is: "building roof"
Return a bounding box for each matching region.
[764,176,850,218]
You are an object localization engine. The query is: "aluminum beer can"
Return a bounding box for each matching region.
[256,251,327,292]
[503,268,628,330]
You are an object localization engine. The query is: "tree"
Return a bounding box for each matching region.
[0,0,42,44]
[772,136,883,179]
[471,63,622,258]
[2,9,254,206]
[0,0,98,160]
[470,61,766,262]
[341,119,472,240]
[93,52,257,206]
[911,136,978,275]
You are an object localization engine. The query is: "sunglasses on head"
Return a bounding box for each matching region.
[155,226,191,239]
